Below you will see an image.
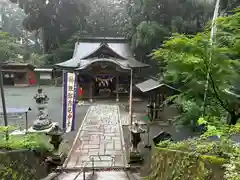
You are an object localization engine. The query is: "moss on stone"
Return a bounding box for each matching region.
[0,150,50,180]
[146,146,225,180]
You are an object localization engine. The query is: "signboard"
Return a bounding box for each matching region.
[62,71,78,132]
[40,73,51,80]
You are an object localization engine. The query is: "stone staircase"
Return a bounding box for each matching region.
[57,170,131,180]
[42,170,141,180]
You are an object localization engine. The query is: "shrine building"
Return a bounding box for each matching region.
[55,37,149,101]
[1,63,36,86]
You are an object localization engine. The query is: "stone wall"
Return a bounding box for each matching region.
[0,150,49,180]
[146,147,225,180]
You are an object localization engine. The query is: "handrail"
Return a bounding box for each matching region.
[43,154,116,180]
[89,154,115,167]
[73,161,90,180]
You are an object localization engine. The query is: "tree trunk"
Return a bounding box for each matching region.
[228,112,239,125]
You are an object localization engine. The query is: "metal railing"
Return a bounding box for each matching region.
[79,154,115,180]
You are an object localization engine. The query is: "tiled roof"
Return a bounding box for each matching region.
[55,37,149,69]
[56,57,149,70]
[2,63,35,69]
[73,41,133,60]
[135,79,180,93]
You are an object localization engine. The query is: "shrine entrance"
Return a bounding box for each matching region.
[77,59,130,102]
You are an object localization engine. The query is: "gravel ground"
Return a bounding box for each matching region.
[0,86,90,147]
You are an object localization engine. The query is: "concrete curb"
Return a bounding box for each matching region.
[117,105,129,169]
[62,106,91,168]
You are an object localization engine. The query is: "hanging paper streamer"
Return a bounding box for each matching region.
[95,75,114,87]
[62,71,78,132]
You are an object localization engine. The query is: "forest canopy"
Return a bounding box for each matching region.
[152,8,240,125]
[8,0,238,66]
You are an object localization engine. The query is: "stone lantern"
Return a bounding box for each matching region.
[46,123,64,153]
[129,122,146,163]
[46,123,64,166]
[32,87,53,130]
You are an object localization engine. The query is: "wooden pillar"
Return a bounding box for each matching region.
[89,80,93,102]
[116,74,119,102]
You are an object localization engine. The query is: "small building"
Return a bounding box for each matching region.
[55,37,150,101]
[1,63,36,86]
[135,78,180,122]
[34,68,54,85]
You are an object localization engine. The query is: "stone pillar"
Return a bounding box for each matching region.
[116,75,119,102]
[89,80,93,102]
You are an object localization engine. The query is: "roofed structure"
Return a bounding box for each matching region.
[1,62,37,86]
[55,37,149,70]
[135,79,180,122]
[2,62,35,70]
[135,79,179,93]
[55,37,150,102]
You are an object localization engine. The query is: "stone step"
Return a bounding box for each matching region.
[57,171,130,180]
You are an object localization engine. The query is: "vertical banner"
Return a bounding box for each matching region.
[62,71,78,132]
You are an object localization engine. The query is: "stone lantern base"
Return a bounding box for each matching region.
[32,119,53,131]
[129,151,143,164]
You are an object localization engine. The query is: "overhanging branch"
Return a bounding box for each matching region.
[209,72,231,113]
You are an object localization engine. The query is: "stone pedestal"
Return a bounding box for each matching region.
[129,151,143,164]
[33,104,52,130]
[128,122,145,164]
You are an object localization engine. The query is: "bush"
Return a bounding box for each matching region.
[0,126,53,151]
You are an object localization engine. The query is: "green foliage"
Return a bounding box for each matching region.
[0,126,53,151]
[0,127,52,179]
[27,53,47,67]
[131,21,169,50]
[224,155,240,180]
[198,116,240,138]
[0,150,49,180]
[155,123,240,180]
[172,96,202,127]
[152,9,240,125]
[0,32,24,62]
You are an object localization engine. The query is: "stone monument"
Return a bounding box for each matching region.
[32,87,53,130]
[129,122,146,163]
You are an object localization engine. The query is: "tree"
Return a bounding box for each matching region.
[1,5,26,38]
[221,0,240,13]
[9,0,90,53]
[152,8,240,125]
[0,32,24,61]
[126,0,215,76]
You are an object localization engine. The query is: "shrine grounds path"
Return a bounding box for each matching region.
[63,104,127,169]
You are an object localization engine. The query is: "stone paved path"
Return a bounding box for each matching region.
[65,104,126,169]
